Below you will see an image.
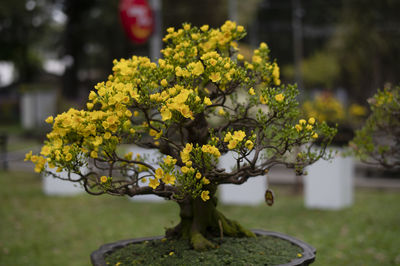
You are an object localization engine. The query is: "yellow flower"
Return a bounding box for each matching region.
[160,106,172,121]
[45,116,54,124]
[260,42,268,49]
[299,119,306,125]
[149,129,158,137]
[163,155,177,166]
[89,91,97,100]
[100,176,108,183]
[104,132,111,139]
[295,124,302,132]
[181,166,189,174]
[232,130,246,141]
[90,151,98,158]
[86,103,94,110]
[210,72,221,83]
[155,168,164,179]
[179,104,193,119]
[260,95,268,104]
[195,172,202,179]
[149,178,160,189]
[201,25,209,32]
[124,152,133,160]
[237,25,244,32]
[245,140,254,150]
[125,110,132,117]
[275,93,284,102]
[65,153,73,161]
[192,62,204,76]
[24,151,32,161]
[237,54,244,61]
[201,190,210,201]
[227,139,238,149]
[248,87,256,95]
[252,55,262,64]
[93,136,103,146]
[312,133,318,139]
[180,151,190,163]
[306,124,313,131]
[272,63,281,86]
[133,111,140,117]
[202,177,210,185]
[224,132,232,142]
[40,146,51,156]
[218,108,226,116]
[185,161,192,167]
[162,173,176,185]
[308,117,315,125]
[160,79,168,87]
[169,252,174,256]
[203,97,212,106]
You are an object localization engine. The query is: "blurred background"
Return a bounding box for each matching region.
[1,0,400,265]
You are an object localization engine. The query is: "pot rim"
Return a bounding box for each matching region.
[91,229,316,266]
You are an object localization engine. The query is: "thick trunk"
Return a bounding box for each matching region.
[166,190,255,251]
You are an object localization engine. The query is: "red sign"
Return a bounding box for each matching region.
[119,0,154,44]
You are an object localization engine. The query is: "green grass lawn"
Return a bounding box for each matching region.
[1,171,399,266]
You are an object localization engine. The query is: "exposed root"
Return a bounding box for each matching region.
[190,232,216,251]
[166,197,255,251]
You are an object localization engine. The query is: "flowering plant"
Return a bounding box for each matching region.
[302,91,366,145]
[302,92,367,127]
[26,21,336,250]
[350,85,400,168]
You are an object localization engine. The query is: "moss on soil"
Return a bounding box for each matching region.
[105,235,303,266]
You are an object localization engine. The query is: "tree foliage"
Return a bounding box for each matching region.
[0,0,54,83]
[351,85,400,169]
[27,21,336,250]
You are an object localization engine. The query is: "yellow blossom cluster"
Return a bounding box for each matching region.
[25,151,46,173]
[302,93,345,123]
[149,166,177,189]
[224,130,247,149]
[294,117,318,139]
[180,143,193,163]
[201,144,221,157]
[246,42,281,86]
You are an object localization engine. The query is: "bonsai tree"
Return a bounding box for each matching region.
[26,21,336,251]
[350,85,400,169]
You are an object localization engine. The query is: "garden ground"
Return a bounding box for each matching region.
[1,171,399,266]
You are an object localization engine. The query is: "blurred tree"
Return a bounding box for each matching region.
[253,0,343,68]
[0,0,53,84]
[329,0,400,102]
[282,51,340,89]
[162,0,227,30]
[60,0,149,99]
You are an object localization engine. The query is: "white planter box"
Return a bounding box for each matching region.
[21,92,36,130]
[218,152,266,205]
[304,149,354,210]
[20,90,57,130]
[42,165,86,196]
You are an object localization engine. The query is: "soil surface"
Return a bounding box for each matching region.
[105,235,303,265]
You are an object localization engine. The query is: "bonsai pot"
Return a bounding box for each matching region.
[91,229,316,266]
